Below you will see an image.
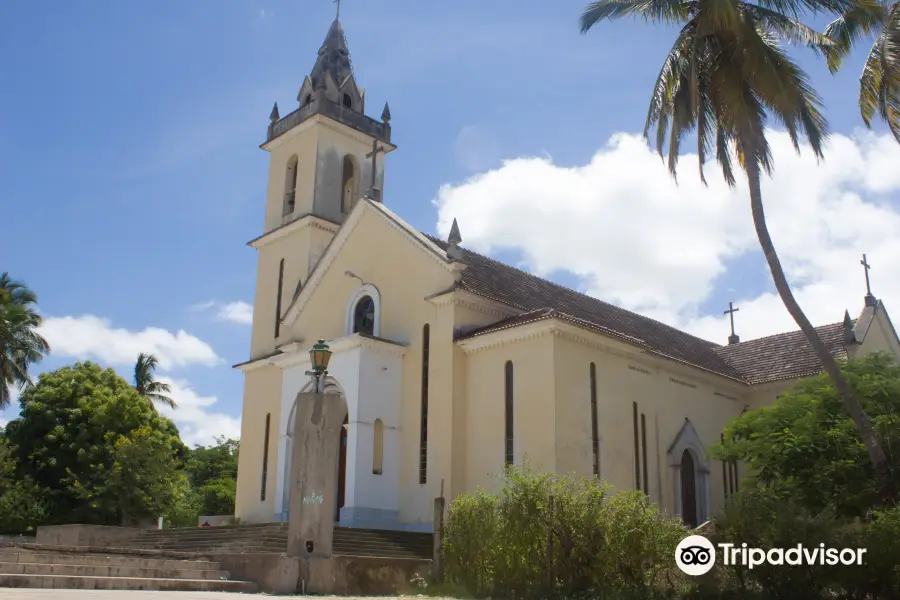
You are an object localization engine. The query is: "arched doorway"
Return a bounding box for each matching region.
[337,414,348,522]
[681,449,698,528]
[277,376,349,523]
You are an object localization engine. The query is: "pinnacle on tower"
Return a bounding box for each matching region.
[447,219,463,261]
[270,102,280,122]
[381,102,392,123]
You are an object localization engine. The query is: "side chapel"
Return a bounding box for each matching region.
[233,16,900,531]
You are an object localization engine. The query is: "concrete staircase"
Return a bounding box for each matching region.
[0,544,257,592]
[131,522,288,554]
[130,522,434,559]
[334,526,433,559]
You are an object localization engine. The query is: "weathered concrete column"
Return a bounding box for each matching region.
[286,392,346,558]
[433,495,445,582]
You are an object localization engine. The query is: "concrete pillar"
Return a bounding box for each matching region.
[433,495,445,582]
[286,392,346,558]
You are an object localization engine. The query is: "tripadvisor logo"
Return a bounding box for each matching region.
[675,535,867,576]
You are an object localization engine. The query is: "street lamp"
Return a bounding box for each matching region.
[307,339,332,393]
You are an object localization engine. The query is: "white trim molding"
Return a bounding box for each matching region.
[346,284,382,337]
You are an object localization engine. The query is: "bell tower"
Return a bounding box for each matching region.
[247,14,395,358]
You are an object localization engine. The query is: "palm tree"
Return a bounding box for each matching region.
[133,352,176,410]
[823,0,900,141]
[0,273,50,409]
[580,0,897,500]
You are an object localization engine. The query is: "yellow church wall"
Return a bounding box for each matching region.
[852,308,900,359]
[462,329,557,494]
[234,364,283,522]
[278,203,458,526]
[548,326,747,519]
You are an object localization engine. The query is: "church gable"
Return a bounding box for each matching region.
[280,199,457,341]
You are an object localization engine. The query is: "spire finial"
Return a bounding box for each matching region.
[447,219,463,261]
[381,102,392,123]
[270,102,280,122]
[334,0,341,20]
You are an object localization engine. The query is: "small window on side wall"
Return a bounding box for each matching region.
[342,93,352,108]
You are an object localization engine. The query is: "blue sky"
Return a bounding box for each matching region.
[2,0,899,445]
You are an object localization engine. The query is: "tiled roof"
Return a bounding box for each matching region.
[426,236,852,385]
[713,322,850,384]
[426,236,744,380]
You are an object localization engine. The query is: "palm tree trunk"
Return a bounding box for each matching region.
[745,156,897,503]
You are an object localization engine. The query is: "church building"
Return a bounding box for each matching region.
[233,16,900,532]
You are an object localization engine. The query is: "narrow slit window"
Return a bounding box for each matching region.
[419,325,430,484]
[260,413,271,501]
[641,413,649,494]
[373,419,384,475]
[589,363,599,477]
[505,361,514,466]
[633,402,641,491]
[274,259,284,338]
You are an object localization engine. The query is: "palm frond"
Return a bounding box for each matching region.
[823,1,887,71]
[755,0,859,21]
[743,3,838,53]
[580,0,690,32]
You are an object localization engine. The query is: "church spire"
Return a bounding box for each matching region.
[306,18,354,98]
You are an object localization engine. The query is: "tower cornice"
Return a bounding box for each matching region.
[263,97,391,149]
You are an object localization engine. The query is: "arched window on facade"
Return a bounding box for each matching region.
[260,413,271,501]
[505,361,514,466]
[341,155,358,214]
[373,418,384,475]
[283,156,299,216]
[352,295,375,336]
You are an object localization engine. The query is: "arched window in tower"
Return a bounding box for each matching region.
[341,155,358,214]
[283,156,299,216]
[352,295,375,335]
[342,93,353,109]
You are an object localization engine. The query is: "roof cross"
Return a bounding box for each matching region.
[861,253,876,306]
[724,302,740,345]
[334,0,341,20]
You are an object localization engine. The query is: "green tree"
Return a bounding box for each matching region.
[715,352,900,517]
[824,0,900,142]
[4,361,184,525]
[69,425,181,526]
[183,437,239,518]
[0,273,50,409]
[579,0,897,500]
[133,352,175,410]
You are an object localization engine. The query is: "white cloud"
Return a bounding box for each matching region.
[433,129,900,344]
[157,377,241,448]
[39,315,221,370]
[193,300,253,325]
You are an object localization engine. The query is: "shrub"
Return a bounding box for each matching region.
[442,463,688,599]
[709,488,900,600]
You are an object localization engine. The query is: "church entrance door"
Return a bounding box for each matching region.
[336,414,348,522]
[681,449,698,528]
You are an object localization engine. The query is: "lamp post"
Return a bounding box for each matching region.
[306,339,332,393]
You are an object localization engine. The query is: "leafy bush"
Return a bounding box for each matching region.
[708,488,900,600]
[442,463,688,599]
[0,477,48,534]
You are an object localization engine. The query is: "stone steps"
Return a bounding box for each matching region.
[0,573,257,592]
[128,523,433,560]
[0,547,257,593]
